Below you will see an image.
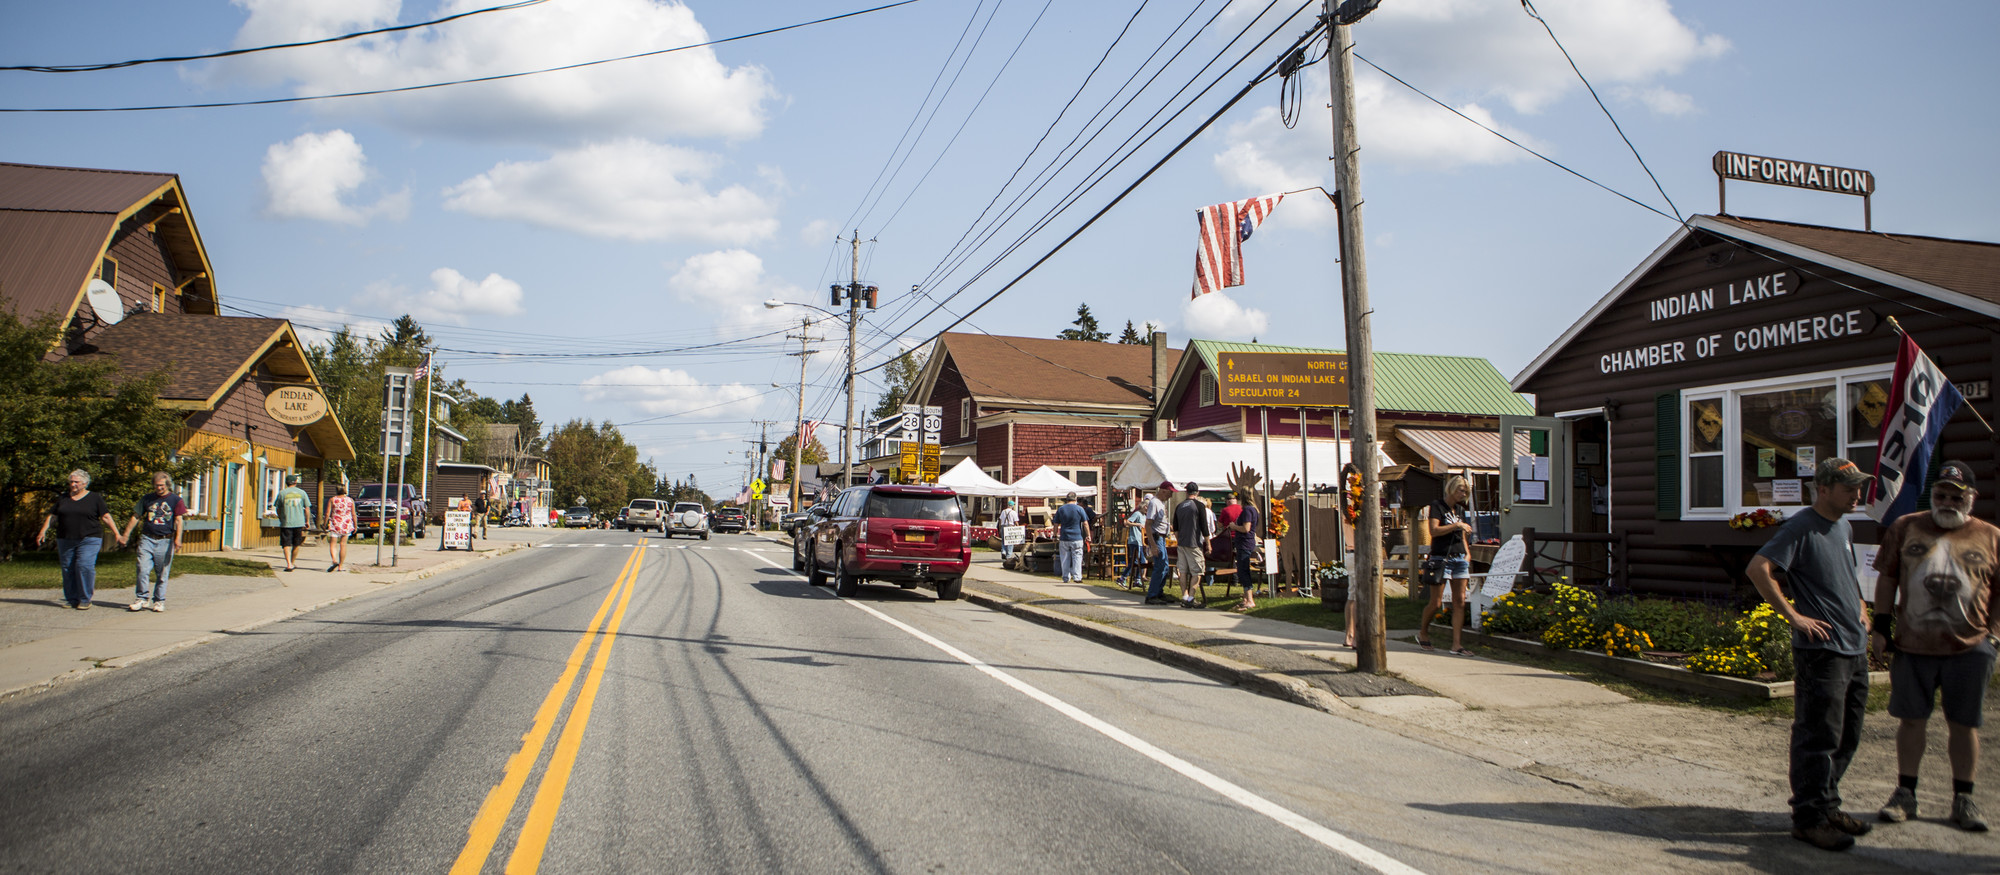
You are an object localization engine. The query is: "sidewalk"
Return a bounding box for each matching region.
[0,525,539,701]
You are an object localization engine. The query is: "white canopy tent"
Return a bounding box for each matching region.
[1008,465,1097,498]
[936,458,1013,496]
[1107,440,1392,493]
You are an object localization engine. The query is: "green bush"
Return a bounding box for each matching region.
[1481,591,1549,635]
[1591,597,1738,654]
[1685,645,1765,677]
[1541,615,1601,651]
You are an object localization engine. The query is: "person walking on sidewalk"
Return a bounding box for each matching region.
[1053,493,1089,584]
[1747,457,1876,852]
[1871,460,1999,832]
[472,491,489,540]
[325,483,356,572]
[1173,483,1211,608]
[276,475,312,572]
[37,469,122,609]
[1142,482,1173,604]
[1120,496,1145,587]
[1418,476,1477,656]
[119,472,184,612]
[998,499,1020,567]
[1230,491,1263,612]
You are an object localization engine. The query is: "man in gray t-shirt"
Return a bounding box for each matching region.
[1748,457,1875,852]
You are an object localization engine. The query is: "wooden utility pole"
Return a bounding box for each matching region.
[1327,1,1387,672]
[843,232,863,491]
[787,318,816,511]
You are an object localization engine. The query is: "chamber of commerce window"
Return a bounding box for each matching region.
[1682,366,1889,518]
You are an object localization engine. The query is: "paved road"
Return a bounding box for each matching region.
[0,531,1968,873]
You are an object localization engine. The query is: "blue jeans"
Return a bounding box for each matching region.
[1146,542,1170,598]
[56,537,101,607]
[1123,541,1141,582]
[136,535,174,602]
[1058,539,1085,582]
[1789,647,1870,827]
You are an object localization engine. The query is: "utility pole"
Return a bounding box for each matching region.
[787,318,816,511]
[844,231,862,492]
[1327,0,1387,673]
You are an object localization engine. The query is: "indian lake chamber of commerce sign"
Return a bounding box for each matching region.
[1218,351,1350,408]
[265,386,328,426]
[1599,267,1878,375]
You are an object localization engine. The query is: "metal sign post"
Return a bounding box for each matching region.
[377,367,414,567]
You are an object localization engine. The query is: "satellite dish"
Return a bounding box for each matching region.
[85,279,125,325]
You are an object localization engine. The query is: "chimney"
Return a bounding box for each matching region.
[1150,330,1168,441]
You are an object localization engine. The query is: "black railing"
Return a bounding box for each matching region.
[1519,528,1629,594]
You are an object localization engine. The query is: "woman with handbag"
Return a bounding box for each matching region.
[1417,475,1476,655]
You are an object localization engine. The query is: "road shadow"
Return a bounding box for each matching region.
[1410,800,2000,873]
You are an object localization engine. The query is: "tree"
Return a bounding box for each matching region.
[381,315,431,353]
[501,394,543,453]
[0,305,219,559]
[1057,304,1108,342]
[771,433,830,467]
[542,419,642,515]
[1117,320,1143,344]
[868,343,931,421]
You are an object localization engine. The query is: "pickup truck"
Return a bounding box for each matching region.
[354,483,429,538]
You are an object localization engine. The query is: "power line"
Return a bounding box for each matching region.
[2,0,930,113]
[1519,0,1682,221]
[1,0,548,73]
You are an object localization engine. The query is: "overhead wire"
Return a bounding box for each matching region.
[2,0,930,113]
[1519,0,1682,221]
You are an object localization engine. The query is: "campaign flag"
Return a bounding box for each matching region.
[1866,333,1965,521]
[1192,193,1285,297]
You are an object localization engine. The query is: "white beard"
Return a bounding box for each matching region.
[1932,507,1970,530]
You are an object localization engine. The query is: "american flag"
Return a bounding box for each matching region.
[1192,193,1285,298]
[414,354,431,380]
[800,419,819,446]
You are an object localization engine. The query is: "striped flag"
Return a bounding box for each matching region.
[800,419,819,446]
[1192,193,1285,297]
[1866,333,1965,521]
[414,354,431,380]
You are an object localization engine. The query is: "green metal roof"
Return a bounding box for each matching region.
[1184,339,1533,416]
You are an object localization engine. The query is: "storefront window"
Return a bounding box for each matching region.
[1680,366,1889,518]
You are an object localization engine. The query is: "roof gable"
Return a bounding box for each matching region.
[0,162,218,322]
[919,332,1180,409]
[1159,339,1532,418]
[1512,215,2000,390]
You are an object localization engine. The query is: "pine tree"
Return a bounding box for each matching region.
[1117,320,1144,344]
[1058,304,1109,342]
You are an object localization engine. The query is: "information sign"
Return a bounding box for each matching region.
[444,511,472,550]
[1217,352,1350,408]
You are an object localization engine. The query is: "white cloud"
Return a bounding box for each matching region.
[799,218,837,248]
[357,267,524,325]
[1182,292,1267,341]
[667,249,809,337]
[581,365,764,418]
[443,139,777,243]
[260,130,408,224]
[220,0,774,144]
[1616,85,1696,116]
[275,303,392,345]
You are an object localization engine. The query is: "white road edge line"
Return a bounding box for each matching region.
[814,583,1421,874]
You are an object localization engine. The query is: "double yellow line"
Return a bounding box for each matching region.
[451,539,648,875]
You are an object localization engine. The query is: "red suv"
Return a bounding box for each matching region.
[805,485,970,600]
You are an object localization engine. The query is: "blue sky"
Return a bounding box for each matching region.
[4,0,1995,493]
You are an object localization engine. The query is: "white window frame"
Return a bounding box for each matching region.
[1199,372,1217,407]
[261,467,287,519]
[960,398,972,438]
[1679,363,1890,520]
[180,467,212,517]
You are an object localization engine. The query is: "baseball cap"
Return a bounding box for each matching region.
[1935,460,1976,491]
[1158,480,1176,491]
[1184,481,1199,494]
[1814,457,1874,488]
[285,474,300,485]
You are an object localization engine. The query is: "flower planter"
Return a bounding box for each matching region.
[1448,625,1887,700]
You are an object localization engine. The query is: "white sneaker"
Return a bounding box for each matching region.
[149,601,166,612]
[128,600,149,611]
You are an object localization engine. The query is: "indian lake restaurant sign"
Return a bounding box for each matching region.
[265,386,328,426]
[1600,267,1877,375]
[1218,351,1350,408]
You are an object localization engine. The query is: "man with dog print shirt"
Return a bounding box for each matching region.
[1872,460,2000,833]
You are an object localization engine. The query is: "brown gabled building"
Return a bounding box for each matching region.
[2,161,355,552]
[906,332,1181,515]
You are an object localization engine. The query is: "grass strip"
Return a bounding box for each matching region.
[0,550,274,589]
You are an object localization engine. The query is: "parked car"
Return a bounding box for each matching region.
[710,506,747,534]
[625,498,666,533]
[779,509,814,534]
[612,507,631,529]
[562,506,595,528]
[665,502,710,540]
[791,504,832,571]
[354,483,429,538]
[803,484,969,599]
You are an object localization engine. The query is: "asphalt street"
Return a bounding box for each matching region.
[0,530,1963,873]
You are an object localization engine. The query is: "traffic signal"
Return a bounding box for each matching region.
[864,285,879,308]
[829,283,843,306]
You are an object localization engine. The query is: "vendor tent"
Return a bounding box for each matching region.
[936,458,1012,496]
[1008,465,1097,498]
[1108,440,1392,492]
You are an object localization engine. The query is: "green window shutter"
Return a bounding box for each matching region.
[1655,392,1680,520]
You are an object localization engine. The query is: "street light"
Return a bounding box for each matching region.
[765,298,859,493]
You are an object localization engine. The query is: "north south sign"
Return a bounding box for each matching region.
[1218,352,1349,408]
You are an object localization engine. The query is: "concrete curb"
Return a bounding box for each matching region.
[0,541,532,702]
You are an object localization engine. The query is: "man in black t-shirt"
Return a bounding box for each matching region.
[472,492,489,540]
[121,471,186,611]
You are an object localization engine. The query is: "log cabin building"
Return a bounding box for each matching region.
[1,161,356,551]
[1512,214,1999,600]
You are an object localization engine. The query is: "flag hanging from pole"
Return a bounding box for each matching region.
[1192,193,1285,298]
[800,419,819,447]
[1866,333,1965,522]
[414,354,431,381]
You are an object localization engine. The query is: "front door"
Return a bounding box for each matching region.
[1499,415,1570,540]
[221,462,241,549]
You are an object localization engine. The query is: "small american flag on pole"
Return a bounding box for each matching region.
[1192,193,1285,298]
[800,419,819,446]
[414,354,431,380]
